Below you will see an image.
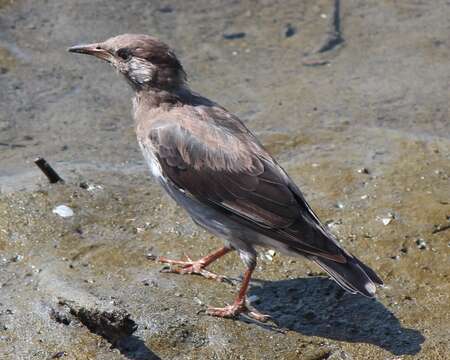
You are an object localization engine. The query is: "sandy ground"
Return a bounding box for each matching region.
[0,0,449,359]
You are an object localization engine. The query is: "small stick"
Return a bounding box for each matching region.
[34,157,64,183]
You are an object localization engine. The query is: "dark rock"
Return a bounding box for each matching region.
[51,351,68,358]
[284,23,296,38]
[416,238,427,250]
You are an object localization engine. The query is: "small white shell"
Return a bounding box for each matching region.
[52,205,74,218]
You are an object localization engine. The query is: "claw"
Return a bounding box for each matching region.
[206,302,271,322]
[247,309,272,323]
[150,254,227,283]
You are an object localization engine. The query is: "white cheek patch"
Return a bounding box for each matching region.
[128,58,155,85]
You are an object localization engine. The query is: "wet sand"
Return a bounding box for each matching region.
[0,1,449,359]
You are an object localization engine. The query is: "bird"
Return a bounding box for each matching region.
[69,34,383,321]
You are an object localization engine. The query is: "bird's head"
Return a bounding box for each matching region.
[68,34,186,91]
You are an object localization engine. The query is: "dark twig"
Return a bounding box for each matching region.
[34,157,64,183]
[315,0,344,53]
[432,224,450,234]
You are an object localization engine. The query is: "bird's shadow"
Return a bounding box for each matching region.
[115,335,161,360]
[246,277,424,356]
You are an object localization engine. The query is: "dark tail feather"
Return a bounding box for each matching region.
[311,255,381,297]
[352,256,383,285]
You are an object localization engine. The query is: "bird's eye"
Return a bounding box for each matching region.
[117,48,131,60]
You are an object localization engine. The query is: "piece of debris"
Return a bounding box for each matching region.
[223,32,246,40]
[51,351,68,359]
[284,23,296,38]
[52,205,74,218]
[11,254,23,262]
[145,252,157,261]
[357,167,370,174]
[335,202,345,209]
[34,157,64,183]
[193,297,203,306]
[416,238,427,250]
[142,279,158,287]
[379,212,395,226]
[79,182,104,192]
[264,249,276,261]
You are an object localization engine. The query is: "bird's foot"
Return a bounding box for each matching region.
[207,300,271,322]
[155,255,229,283]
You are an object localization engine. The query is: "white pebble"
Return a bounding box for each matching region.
[193,297,203,305]
[52,205,74,218]
[379,212,395,226]
[87,184,103,192]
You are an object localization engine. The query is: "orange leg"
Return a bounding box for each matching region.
[207,266,271,322]
[156,246,231,282]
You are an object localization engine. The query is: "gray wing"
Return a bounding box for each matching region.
[148,111,347,263]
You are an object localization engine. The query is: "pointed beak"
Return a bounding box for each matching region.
[68,43,112,61]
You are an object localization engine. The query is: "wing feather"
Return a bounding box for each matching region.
[147,109,346,262]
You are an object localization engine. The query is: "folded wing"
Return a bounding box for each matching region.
[147,108,382,296]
